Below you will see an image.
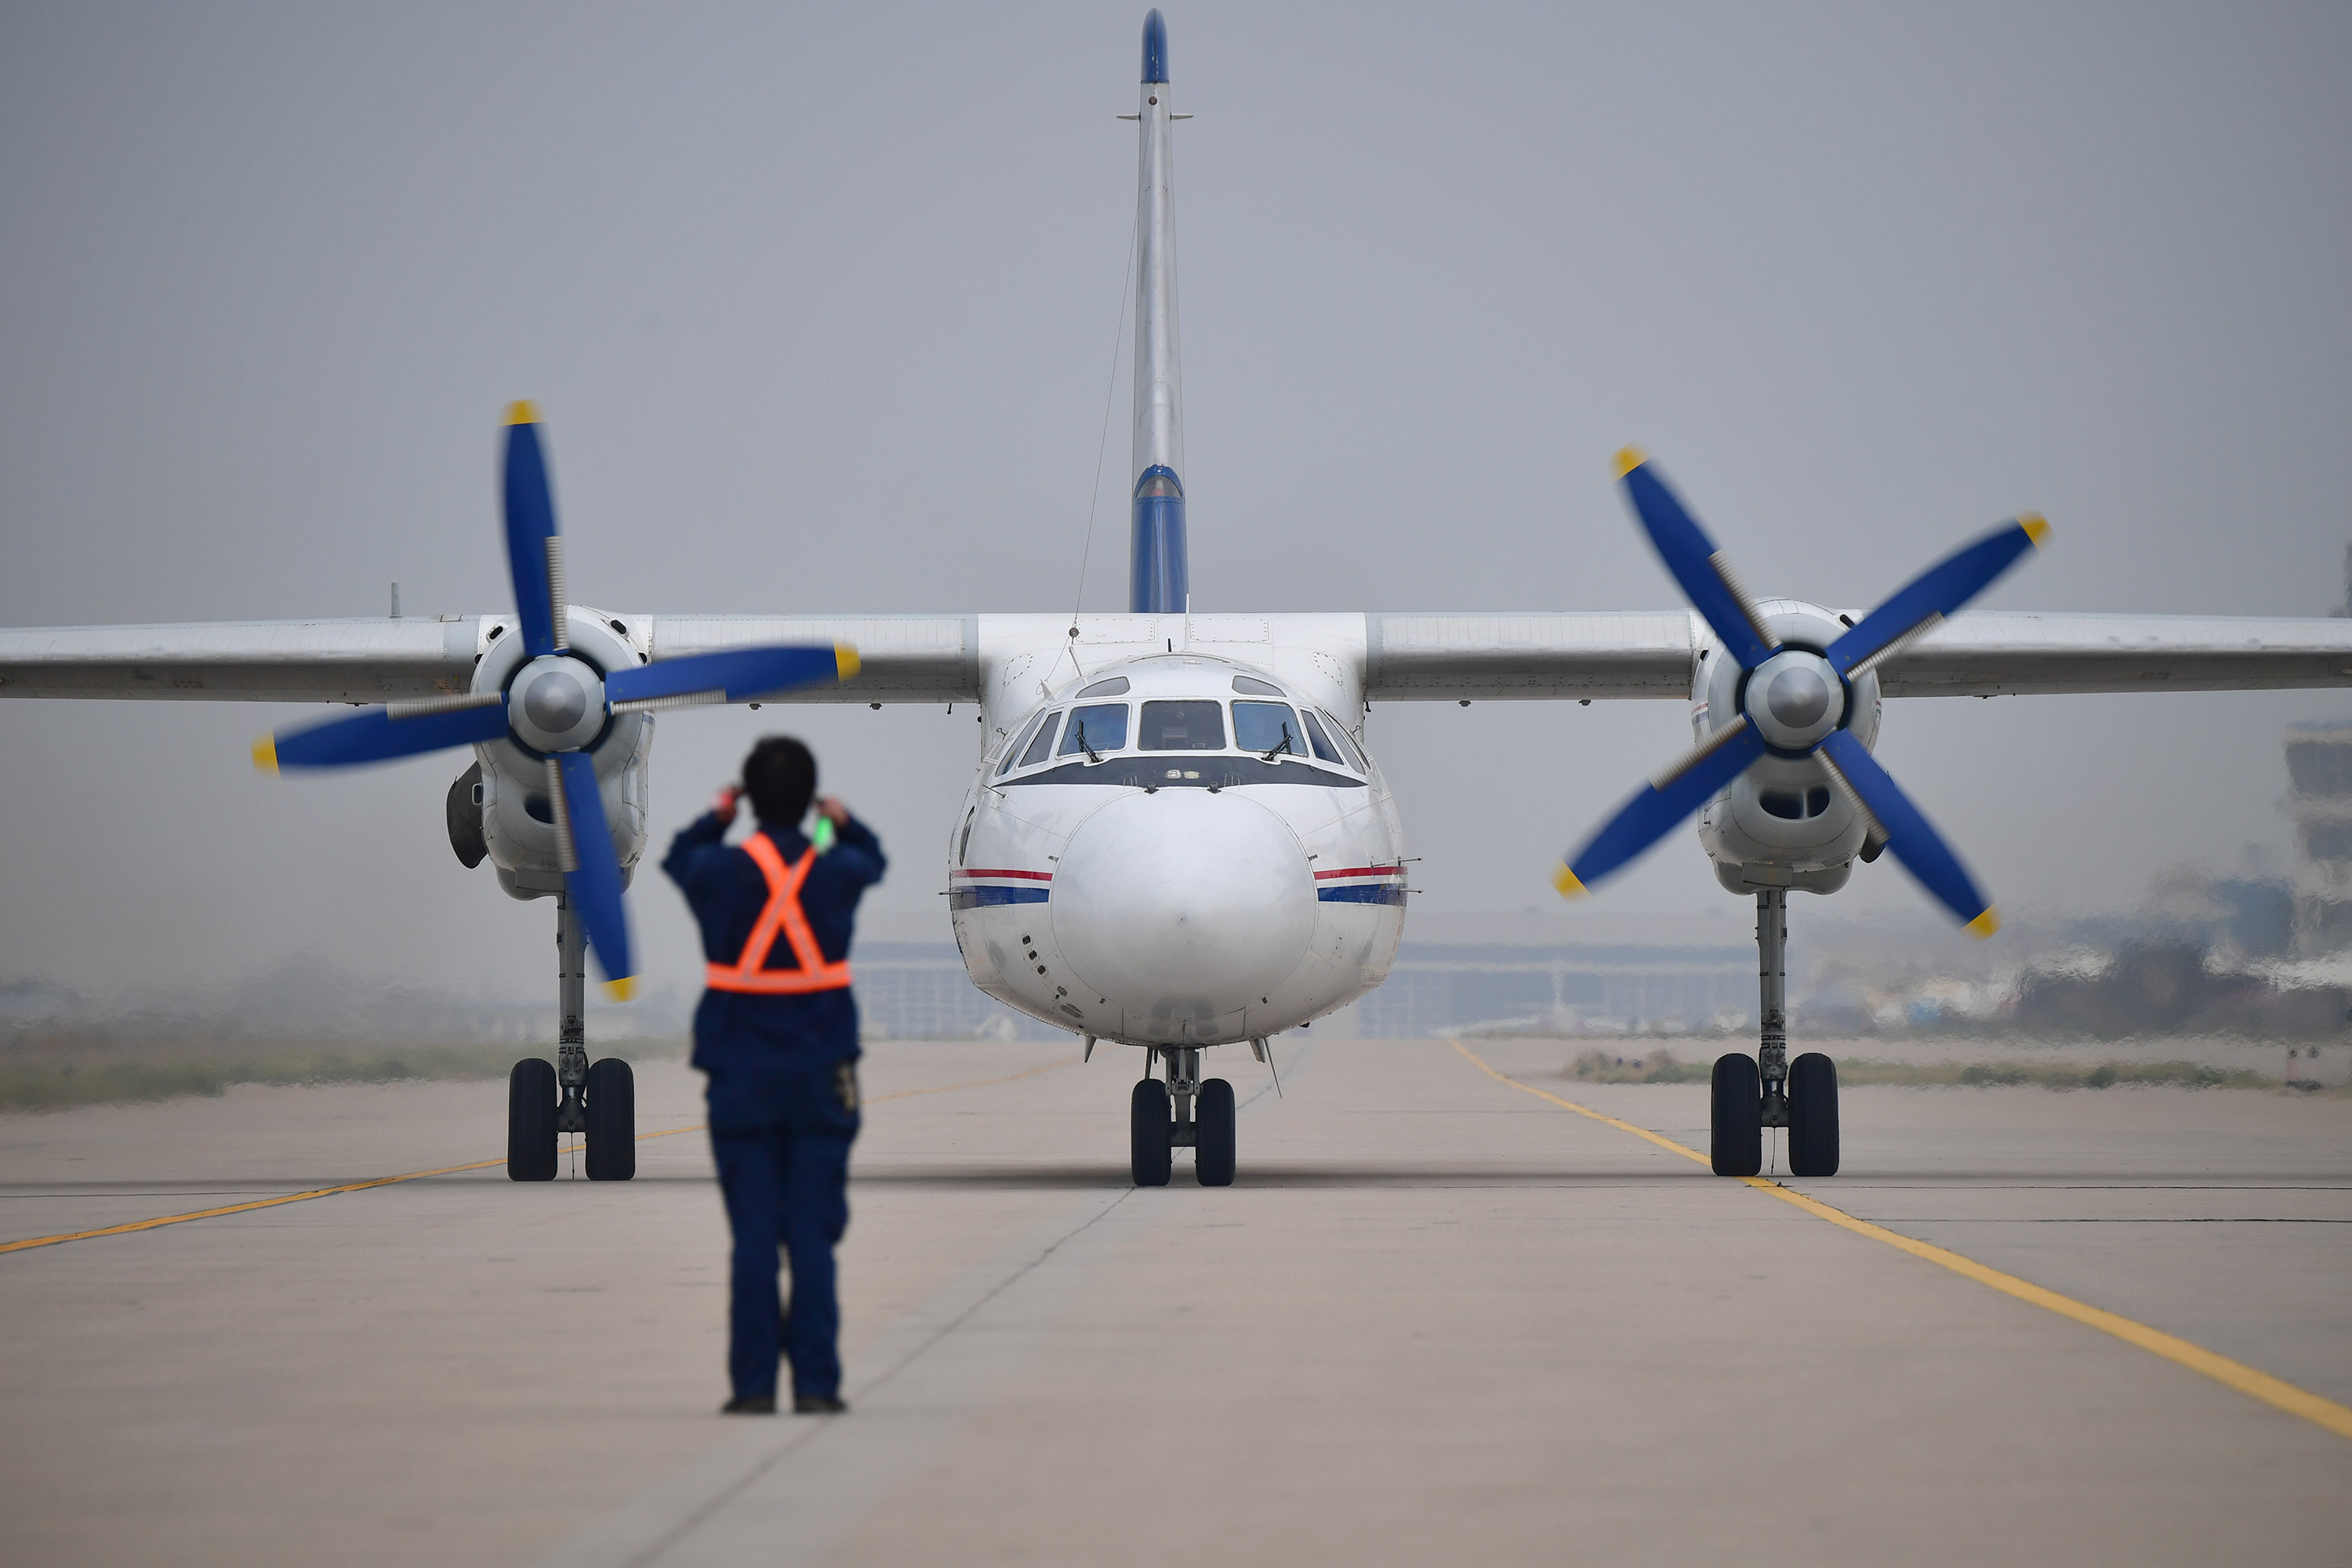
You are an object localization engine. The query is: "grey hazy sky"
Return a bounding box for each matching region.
[2,2,2348,999]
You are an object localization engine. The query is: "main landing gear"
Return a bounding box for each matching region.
[508,894,637,1181]
[1711,888,1839,1179]
[1131,1046,1236,1188]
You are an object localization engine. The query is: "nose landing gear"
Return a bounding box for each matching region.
[1711,888,1839,1178]
[1130,1047,1236,1187]
[507,894,637,1181]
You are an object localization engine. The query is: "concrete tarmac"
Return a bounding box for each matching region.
[2,1036,2349,1566]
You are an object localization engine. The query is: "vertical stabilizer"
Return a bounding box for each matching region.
[1129,9,1189,614]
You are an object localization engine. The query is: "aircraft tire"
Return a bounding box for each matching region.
[508,1058,558,1181]
[1710,1053,1762,1178]
[1131,1078,1172,1187]
[584,1057,637,1181]
[1195,1078,1236,1187]
[1786,1052,1839,1177]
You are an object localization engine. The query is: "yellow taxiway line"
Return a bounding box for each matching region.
[1450,1037,2352,1443]
[0,1054,1080,1259]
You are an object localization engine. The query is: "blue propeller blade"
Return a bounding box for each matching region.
[503,403,561,659]
[553,750,636,996]
[258,701,508,772]
[604,644,858,707]
[1817,728,1996,936]
[1828,516,2049,677]
[1555,720,1768,896]
[1617,449,1778,670]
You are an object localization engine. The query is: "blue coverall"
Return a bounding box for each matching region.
[662,810,886,1403]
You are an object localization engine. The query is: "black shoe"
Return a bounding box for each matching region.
[720,1395,777,1415]
[792,1394,848,1415]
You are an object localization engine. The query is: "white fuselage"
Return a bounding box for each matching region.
[950,616,1404,1048]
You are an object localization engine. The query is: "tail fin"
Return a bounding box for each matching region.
[1129,9,1189,614]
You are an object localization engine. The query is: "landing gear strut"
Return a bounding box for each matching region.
[1757,886,1791,1133]
[1711,888,1838,1178]
[1128,1047,1235,1188]
[508,893,636,1181]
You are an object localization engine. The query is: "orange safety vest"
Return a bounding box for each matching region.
[704,833,855,995]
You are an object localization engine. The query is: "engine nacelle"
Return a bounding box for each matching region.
[1692,599,1882,897]
[466,606,655,902]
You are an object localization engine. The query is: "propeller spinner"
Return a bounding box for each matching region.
[252,402,858,996]
[1553,448,2046,938]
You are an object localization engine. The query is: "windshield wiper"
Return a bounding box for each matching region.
[1261,725,1296,763]
[1075,723,1102,764]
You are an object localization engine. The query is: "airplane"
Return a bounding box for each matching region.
[5,9,2351,1189]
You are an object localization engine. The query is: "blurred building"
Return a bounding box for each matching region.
[2283,547,2352,954]
[1355,942,1755,1037]
[855,944,1065,1041]
[2285,720,2352,953]
[850,940,1759,1042]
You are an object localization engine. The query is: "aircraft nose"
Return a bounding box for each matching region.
[1052,790,1316,1026]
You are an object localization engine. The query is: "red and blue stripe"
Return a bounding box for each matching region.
[1315,865,1406,907]
[950,868,1053,910]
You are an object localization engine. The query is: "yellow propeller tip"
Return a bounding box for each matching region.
[1965,908,2001,940]
[2020,514,2050,547]
[250,736,278,775]
[1552,863,1588,900]
[505,400,539,426]
[602,976,637,1002]
[834,644,862,681]
[1613,445,1647,479]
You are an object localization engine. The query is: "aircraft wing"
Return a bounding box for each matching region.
[1364,611,1702,701]
[0,612,982,705]
[1874,612,2352,697]
[8,608,2345,707]
[1362,610,2352,702]
[0,617,481,702]
[644,614,979,703]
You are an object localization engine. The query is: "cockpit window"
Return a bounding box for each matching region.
[1317,709,1367,771]
[1076,676,1131,698]
[1058,702,1129,757]
[1138,699,1225,751]
[998,710,1050,776]
[1232,675,1283,696]
[1298,709,1346,766]
[1232,701,1302,758]
[1018,710,1064,768]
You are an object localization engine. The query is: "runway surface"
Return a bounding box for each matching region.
[2,1036,2350,1566]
